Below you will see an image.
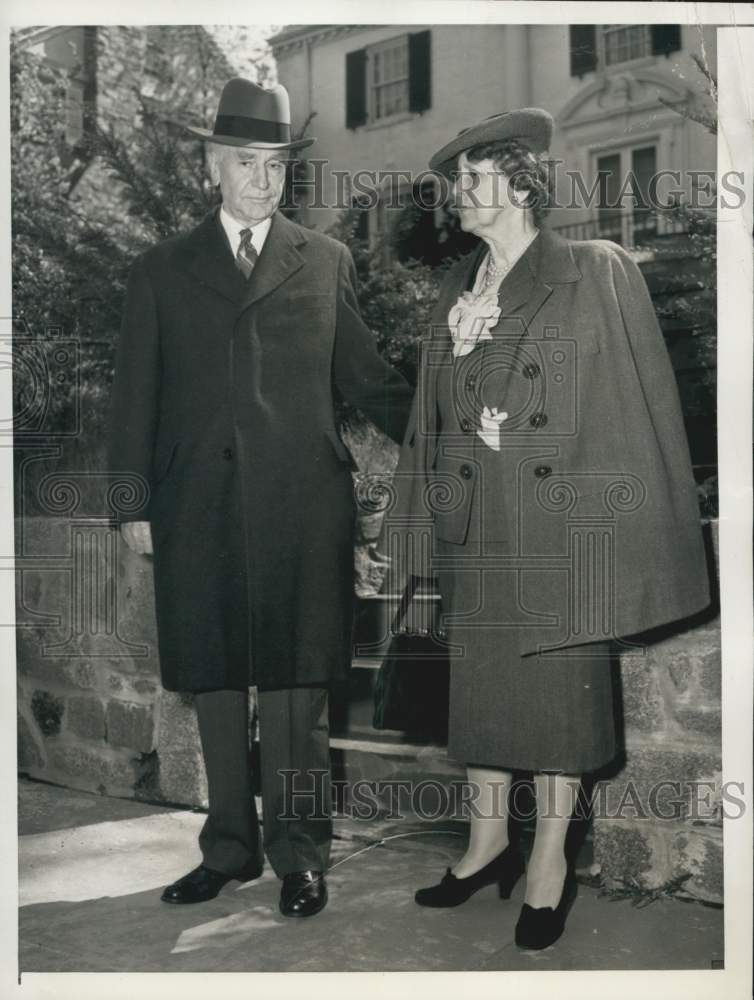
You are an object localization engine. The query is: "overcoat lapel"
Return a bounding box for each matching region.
[181,208,248,306]
[487,230,581,396]
[240,211,307,311]
[178,208,308,312]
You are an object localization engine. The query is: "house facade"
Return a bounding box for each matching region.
[270,24,717,255]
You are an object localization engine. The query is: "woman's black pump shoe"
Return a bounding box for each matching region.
[515,870,578,949]
[415,845,525,907]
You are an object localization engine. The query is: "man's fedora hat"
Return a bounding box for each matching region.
[429,108,553,177]
[186,78,315,150]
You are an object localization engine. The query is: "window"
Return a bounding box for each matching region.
[370,37,409,121]
[603,25,651,66]
[596,152,623,241]
[569,24,681,77]
[630,146,658,241]
[346,30,431,129]
[595,145,658,245]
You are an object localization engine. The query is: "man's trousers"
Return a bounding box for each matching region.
[194,686,332,878]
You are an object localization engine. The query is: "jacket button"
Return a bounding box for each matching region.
[530,412,548,427]
[222,447,233,460]
[461,418,473,432]
[523,362,541,378]
[460,464,474,480]
[465,373,477,389]
[534,465,552,478]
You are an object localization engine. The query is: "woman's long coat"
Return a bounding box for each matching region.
[109,209,412,692]
[383,229,711,654]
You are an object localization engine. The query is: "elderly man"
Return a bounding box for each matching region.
[109,78,413,917]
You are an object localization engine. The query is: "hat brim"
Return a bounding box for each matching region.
[185,125,315,151]
[429,109,552,178]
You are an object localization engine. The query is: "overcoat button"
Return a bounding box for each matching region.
[460,464,474,480]
[523,363,541,378]
[530,412,548,427]
[222,447,233,460]
[461,418,473,432]
[534,465,552,478]
[465,374,477,389]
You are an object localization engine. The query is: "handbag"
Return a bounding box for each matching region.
[372,575,450,739]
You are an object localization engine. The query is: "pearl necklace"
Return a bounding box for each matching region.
[480,230,539,294]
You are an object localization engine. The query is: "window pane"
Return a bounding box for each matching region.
[386,82,397,116]
[632,146,657,238]
[383,48,392,80]
[596,153,623,241]
[631,146,656,205]
[597,153,621,207]
[397,44,408,77]
[604,25,650,66]
[369,37,409,120]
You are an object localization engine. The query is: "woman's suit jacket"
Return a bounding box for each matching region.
[383,228,711,655]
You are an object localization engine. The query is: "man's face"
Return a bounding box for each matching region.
[212,145,288,226]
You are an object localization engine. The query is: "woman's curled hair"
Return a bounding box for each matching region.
[466,139,552,225]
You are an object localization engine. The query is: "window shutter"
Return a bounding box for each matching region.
[408,30,431,114]
[651,25,682,57]
[569,25,597,77]
[345,48,367,129]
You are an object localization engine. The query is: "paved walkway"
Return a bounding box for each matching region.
[18,778,723,974]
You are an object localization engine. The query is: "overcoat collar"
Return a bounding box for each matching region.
[446,226,582,318]
[178,207,309,310]
[428,227,583,400]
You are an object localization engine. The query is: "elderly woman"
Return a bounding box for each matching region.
[384,109,710,950]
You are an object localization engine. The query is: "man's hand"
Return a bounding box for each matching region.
[120,521,153,555]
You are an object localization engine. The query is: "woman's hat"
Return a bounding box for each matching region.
[186,78,315,150]
[429,108,553,177]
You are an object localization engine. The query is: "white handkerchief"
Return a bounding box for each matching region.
[477,406,508,451]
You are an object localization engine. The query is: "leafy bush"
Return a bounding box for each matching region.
[327,208,442,392]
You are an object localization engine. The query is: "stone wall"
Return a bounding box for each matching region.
[17,515,722,903]
[593,521,722,903]
[17,516,212,808]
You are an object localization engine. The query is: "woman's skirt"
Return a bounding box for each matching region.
[437,552,618,774]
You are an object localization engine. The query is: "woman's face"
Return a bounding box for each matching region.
[451,151,523,234]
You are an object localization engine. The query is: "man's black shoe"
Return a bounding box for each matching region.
[161,862,262,904]
[279,870,328,917]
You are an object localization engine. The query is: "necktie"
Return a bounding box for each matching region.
[236,228,258,279]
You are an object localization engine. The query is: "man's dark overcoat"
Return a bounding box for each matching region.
[109,208,412,691]
[383,229,711,654]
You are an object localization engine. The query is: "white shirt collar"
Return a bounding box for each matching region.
[219,205,272,258]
